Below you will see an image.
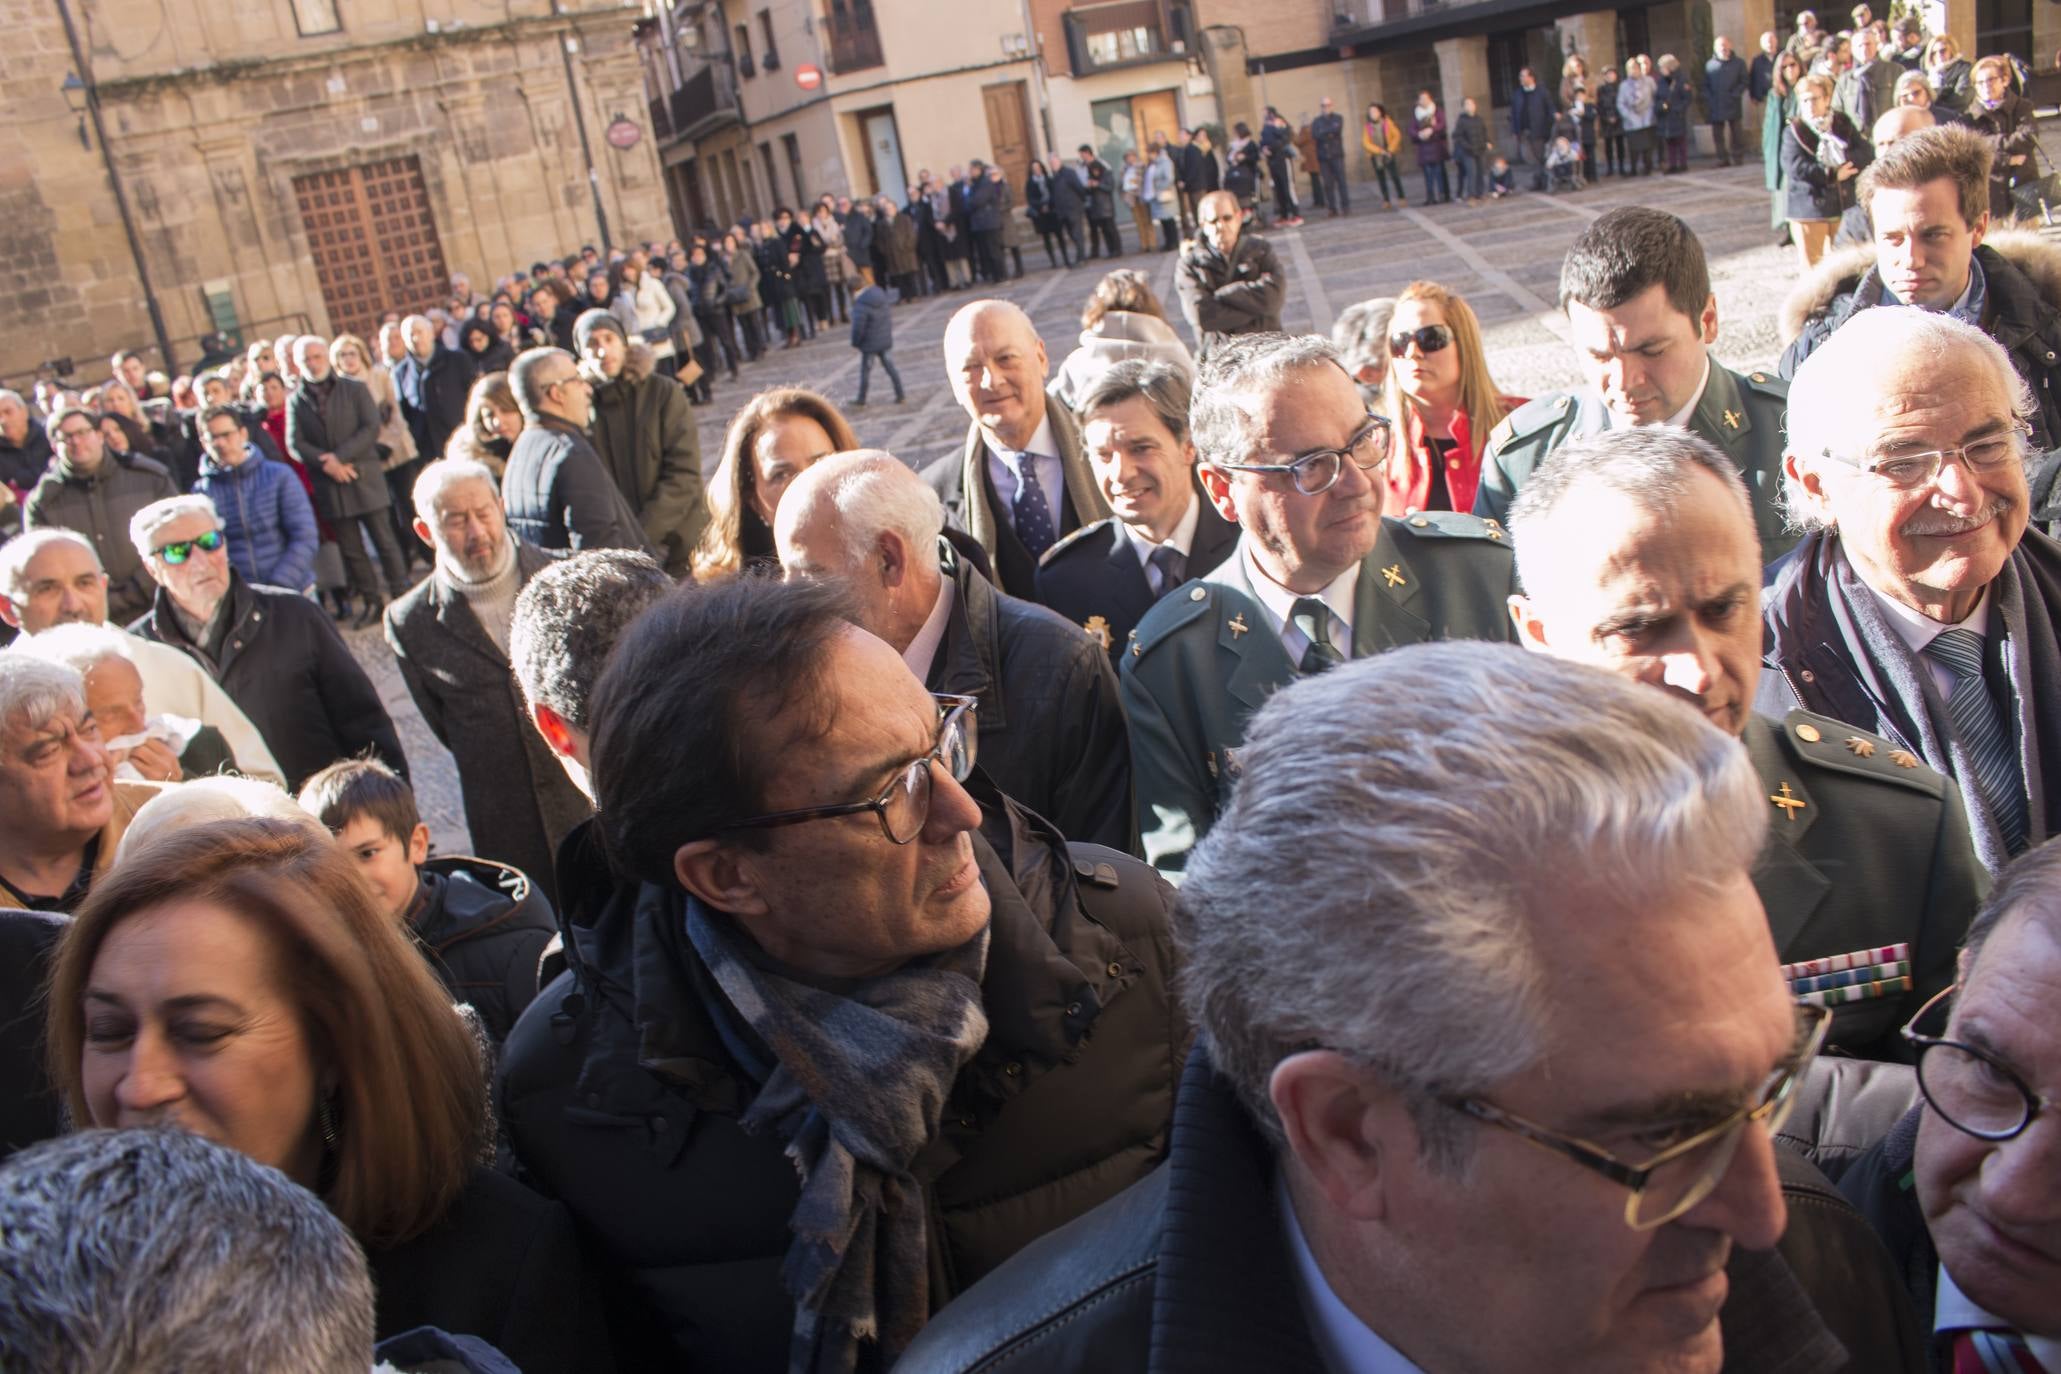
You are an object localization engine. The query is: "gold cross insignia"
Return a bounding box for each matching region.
[1223,747,1243,779]
[1770,782,1807,821]
[1888,749,1920,769]
[1083,615,1112,650]
[1228,612,1250,638]
[1844,736,1876,758]
[1205,751,1218,780]
[1722,408,1743,430]
[1382,564,1406,588]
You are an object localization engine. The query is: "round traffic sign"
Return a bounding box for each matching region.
[795,63,824,91]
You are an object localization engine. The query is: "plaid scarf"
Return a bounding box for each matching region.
[685,901,991,1374]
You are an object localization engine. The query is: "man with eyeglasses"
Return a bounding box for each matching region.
[1841,834,2061,1366]
[1475,208,1795,562]
[1175,190,1286,357]
[1765,309,2061,874]
[21,405,175,625]
[501,348,651,557]
[190,403,318,595]
[1510,427,1985,1058]
[901,642,1922,1374]
[497,576,1185,1369]
[1122,332,1516,875]
[127,494,404,790]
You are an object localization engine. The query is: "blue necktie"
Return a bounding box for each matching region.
[1147,543,1186,597]
[1924,628,2029,853]
[1013,458,1056,560]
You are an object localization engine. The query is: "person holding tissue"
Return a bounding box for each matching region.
[13,622,241,782]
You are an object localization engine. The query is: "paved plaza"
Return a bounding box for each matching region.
[343,155,1843,853]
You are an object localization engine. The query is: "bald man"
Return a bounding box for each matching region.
[924,300,1108,601]
[779,450,1131,848]
[1174,190,1286,355]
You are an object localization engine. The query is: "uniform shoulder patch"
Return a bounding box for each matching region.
[1739,368,1790,403]
[1488,393,1573,450]
[1126,580,1216,662]
[1391,511,1509,543]
[1038,516,1117,569]
[1780,710,1946,796]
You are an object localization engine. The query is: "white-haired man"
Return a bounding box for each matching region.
[1509,426,1985,1058]
[901,642,1918,1373]
[776,450,1131,850]
[394,312,475,466]
[0,527,282,783]
[284,335,405,627]
[128,494,404,790]
[384,458,591,903]
[1764,308,2061,874]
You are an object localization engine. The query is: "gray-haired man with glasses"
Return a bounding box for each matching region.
[901,642,1921,1374]
[1764,308,2061,873]
[1121,331,1517,875]
[1840,834,2061,1364]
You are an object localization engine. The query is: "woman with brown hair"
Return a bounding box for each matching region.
[689,387,859,580]
[1378,281,1523,516]
[443,370,522,475]
[46,818,604,1371]
[1051,267,1197,411]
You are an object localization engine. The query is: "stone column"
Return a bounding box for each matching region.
[1554,11,1619,73]
[1434,34,1489,124]
[1936,0,1974,69]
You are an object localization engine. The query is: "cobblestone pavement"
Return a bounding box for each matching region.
[339,155,1833,855]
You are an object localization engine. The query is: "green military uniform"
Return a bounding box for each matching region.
[1121,512,1518,876]
[1744,709,1986,1058]
[1474,355,1797,562]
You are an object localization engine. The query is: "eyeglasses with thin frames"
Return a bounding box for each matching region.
[1902,984,2053,1140]
[1823,424,2027,489]
[1210,413,1395,496]
[721,693,978,845]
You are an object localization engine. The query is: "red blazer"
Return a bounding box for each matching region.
[1384,395,1526,516]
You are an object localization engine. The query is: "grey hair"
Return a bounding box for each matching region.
[291,335,326,370]
[510,347,572,419]
[1783,309,2034,531]
[127,494,220,562]
[0,1129,374,1374]
[510,549,673,729]
[1894,68,1933,100]
[10,622,135,679]
[117,776,327,863]
[0,653,85,734]
[779,449,945,571]
[1330,297,1398,378]
[1076,358,1195,445]
[0,389,24,410]
[1191,332,1349,466]
[412,456,500,522]
[0,529,100,602]
[1179,641,1767,1162]
[1510,427,1754,595]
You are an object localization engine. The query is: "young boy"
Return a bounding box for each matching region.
[847,278,905,407]
[299,758,558,1044]
[1488,156,1517,197]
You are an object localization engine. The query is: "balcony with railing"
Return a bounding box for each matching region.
[826,3,884,74]
[1062,0,1172,76]
[665,61,743,144]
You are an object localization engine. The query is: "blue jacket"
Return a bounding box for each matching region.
[1510,83,1556,139]
[849,284,894,353]
[194,447,319,592]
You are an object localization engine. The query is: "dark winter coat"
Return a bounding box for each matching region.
[1187,141,1222,192]
[1412,104,1450,167]
[883,211,921,276]
[501,415,653,558]
[966,176,1003,234]
[725,246,763,312]
[1781,114,1869,220]
[1176,232,1287,353]
[1750,52,1778,103]
[459,319,516,375]
[286,373,388,519]
[849,283,893,353]
[396,344,478,466]
[1024,172,1057,232]
[586,344,705,577]
[1451,110,1490,159]
[1656,70,1694,139]
[497,784,1187,1369]
[24,452,177,624]
[0,420,52,491]
[408,854,559,1045]
[1049,166,1086,220]
[194,447,320,592]
[1509,82,1556,140]
[1597,76,1624,132]
[778,222,828,294]
[0,910,66,1163]
[1705,52,1750,121]
[131,571,407,790]
[1931,57,1975,113]
[843,209,876,269]
[1968,93,2042,214]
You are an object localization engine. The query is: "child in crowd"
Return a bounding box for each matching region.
[1488,156,1517,197]
[1546,134,1585,191]
[847,277,905,407]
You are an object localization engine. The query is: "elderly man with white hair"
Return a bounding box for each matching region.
[777,449,1131,849]
[284,333,404,627]
[0,528,281,782]
[128,493,404,790]
[385,458,591,902]
[1762,308,2061,872]
[395,311,476,481]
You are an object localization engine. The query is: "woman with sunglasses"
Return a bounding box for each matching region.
[1379,282,1523,516]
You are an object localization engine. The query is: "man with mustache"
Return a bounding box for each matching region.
[1474,207,1795,562]
[1509,427,1983,1058]
[1763,308,2061,873]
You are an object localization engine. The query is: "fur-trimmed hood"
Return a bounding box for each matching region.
[1779,225,2061,344]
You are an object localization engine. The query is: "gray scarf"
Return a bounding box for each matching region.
[685,901,991,1373]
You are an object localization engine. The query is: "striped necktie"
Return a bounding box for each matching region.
[1291,597,1344,675]
[1923,628,2030,853]
[1949,1328,2043,1373]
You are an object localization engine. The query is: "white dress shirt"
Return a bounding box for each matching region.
[1866,580,1990,701]
[1935,1264,2060,1370]
[901,575,956,680]
[1607,353,1712,432]
[1241,544,1358,662]
[1278,1172,1425,1374]
[1119,490,1202,596]
[983,414,1065,526]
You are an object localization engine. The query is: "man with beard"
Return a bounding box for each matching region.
[384,459,590,904]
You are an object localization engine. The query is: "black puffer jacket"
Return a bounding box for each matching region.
[411,855,558,1045]
[497,789,1188,1368]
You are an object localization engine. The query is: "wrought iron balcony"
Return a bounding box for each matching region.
[667,62,742,143]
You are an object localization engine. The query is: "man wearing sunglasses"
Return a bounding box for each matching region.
[1122,332,1516,875]
[901,644,1918,1374]
[1474,208,1796,562]
[1840,836,2061,1365]
[21,405,176,625]
[1766,309,2061,875]
[498,576,1183,1369]
[127,494,405,791]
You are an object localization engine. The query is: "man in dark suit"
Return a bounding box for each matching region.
[286,338,409,621]
[924,300,1109,602]
[394,313,474,488]
[1037,359,1237,661]
[1121,333,1517,875]
[1509,427,1985,1058]
[384,457,593,906]
[779,450,1130,850]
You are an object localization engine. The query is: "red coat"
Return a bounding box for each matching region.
[1384,395,1526,516]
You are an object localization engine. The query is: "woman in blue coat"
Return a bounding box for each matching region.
[192,406,319,592]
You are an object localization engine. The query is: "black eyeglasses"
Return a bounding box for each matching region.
[152,530,225,565]
[1903,985,2053,1140]
[722,694,978,845]
[1438,1001,1833,1231]
[1209,414,1394,496]
[1389,324,1455,358]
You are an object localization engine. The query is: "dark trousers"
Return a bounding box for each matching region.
[856,349,904,402]
[1421,160,1450,202]
[1604,131,1627,173]
[1710,119,1740,163]
[737,309,764,360]
[973,229,1004,282]
[1369,155,1407,204]
[1059,215,1086,261]
[1454,151,1484,199]
[1269,160,1297,219]
[1319,155,1349,211]
[1088,216,1123,257]
[1157,217,1179,250]
[336,509,409,602]
[696,310,738,376]
[1522,133,1547,188]
[382,457,425,567]
[1307,173,1327,211]
[1664,134,1689,171]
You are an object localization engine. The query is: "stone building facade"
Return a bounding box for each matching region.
[2,0,669,388]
